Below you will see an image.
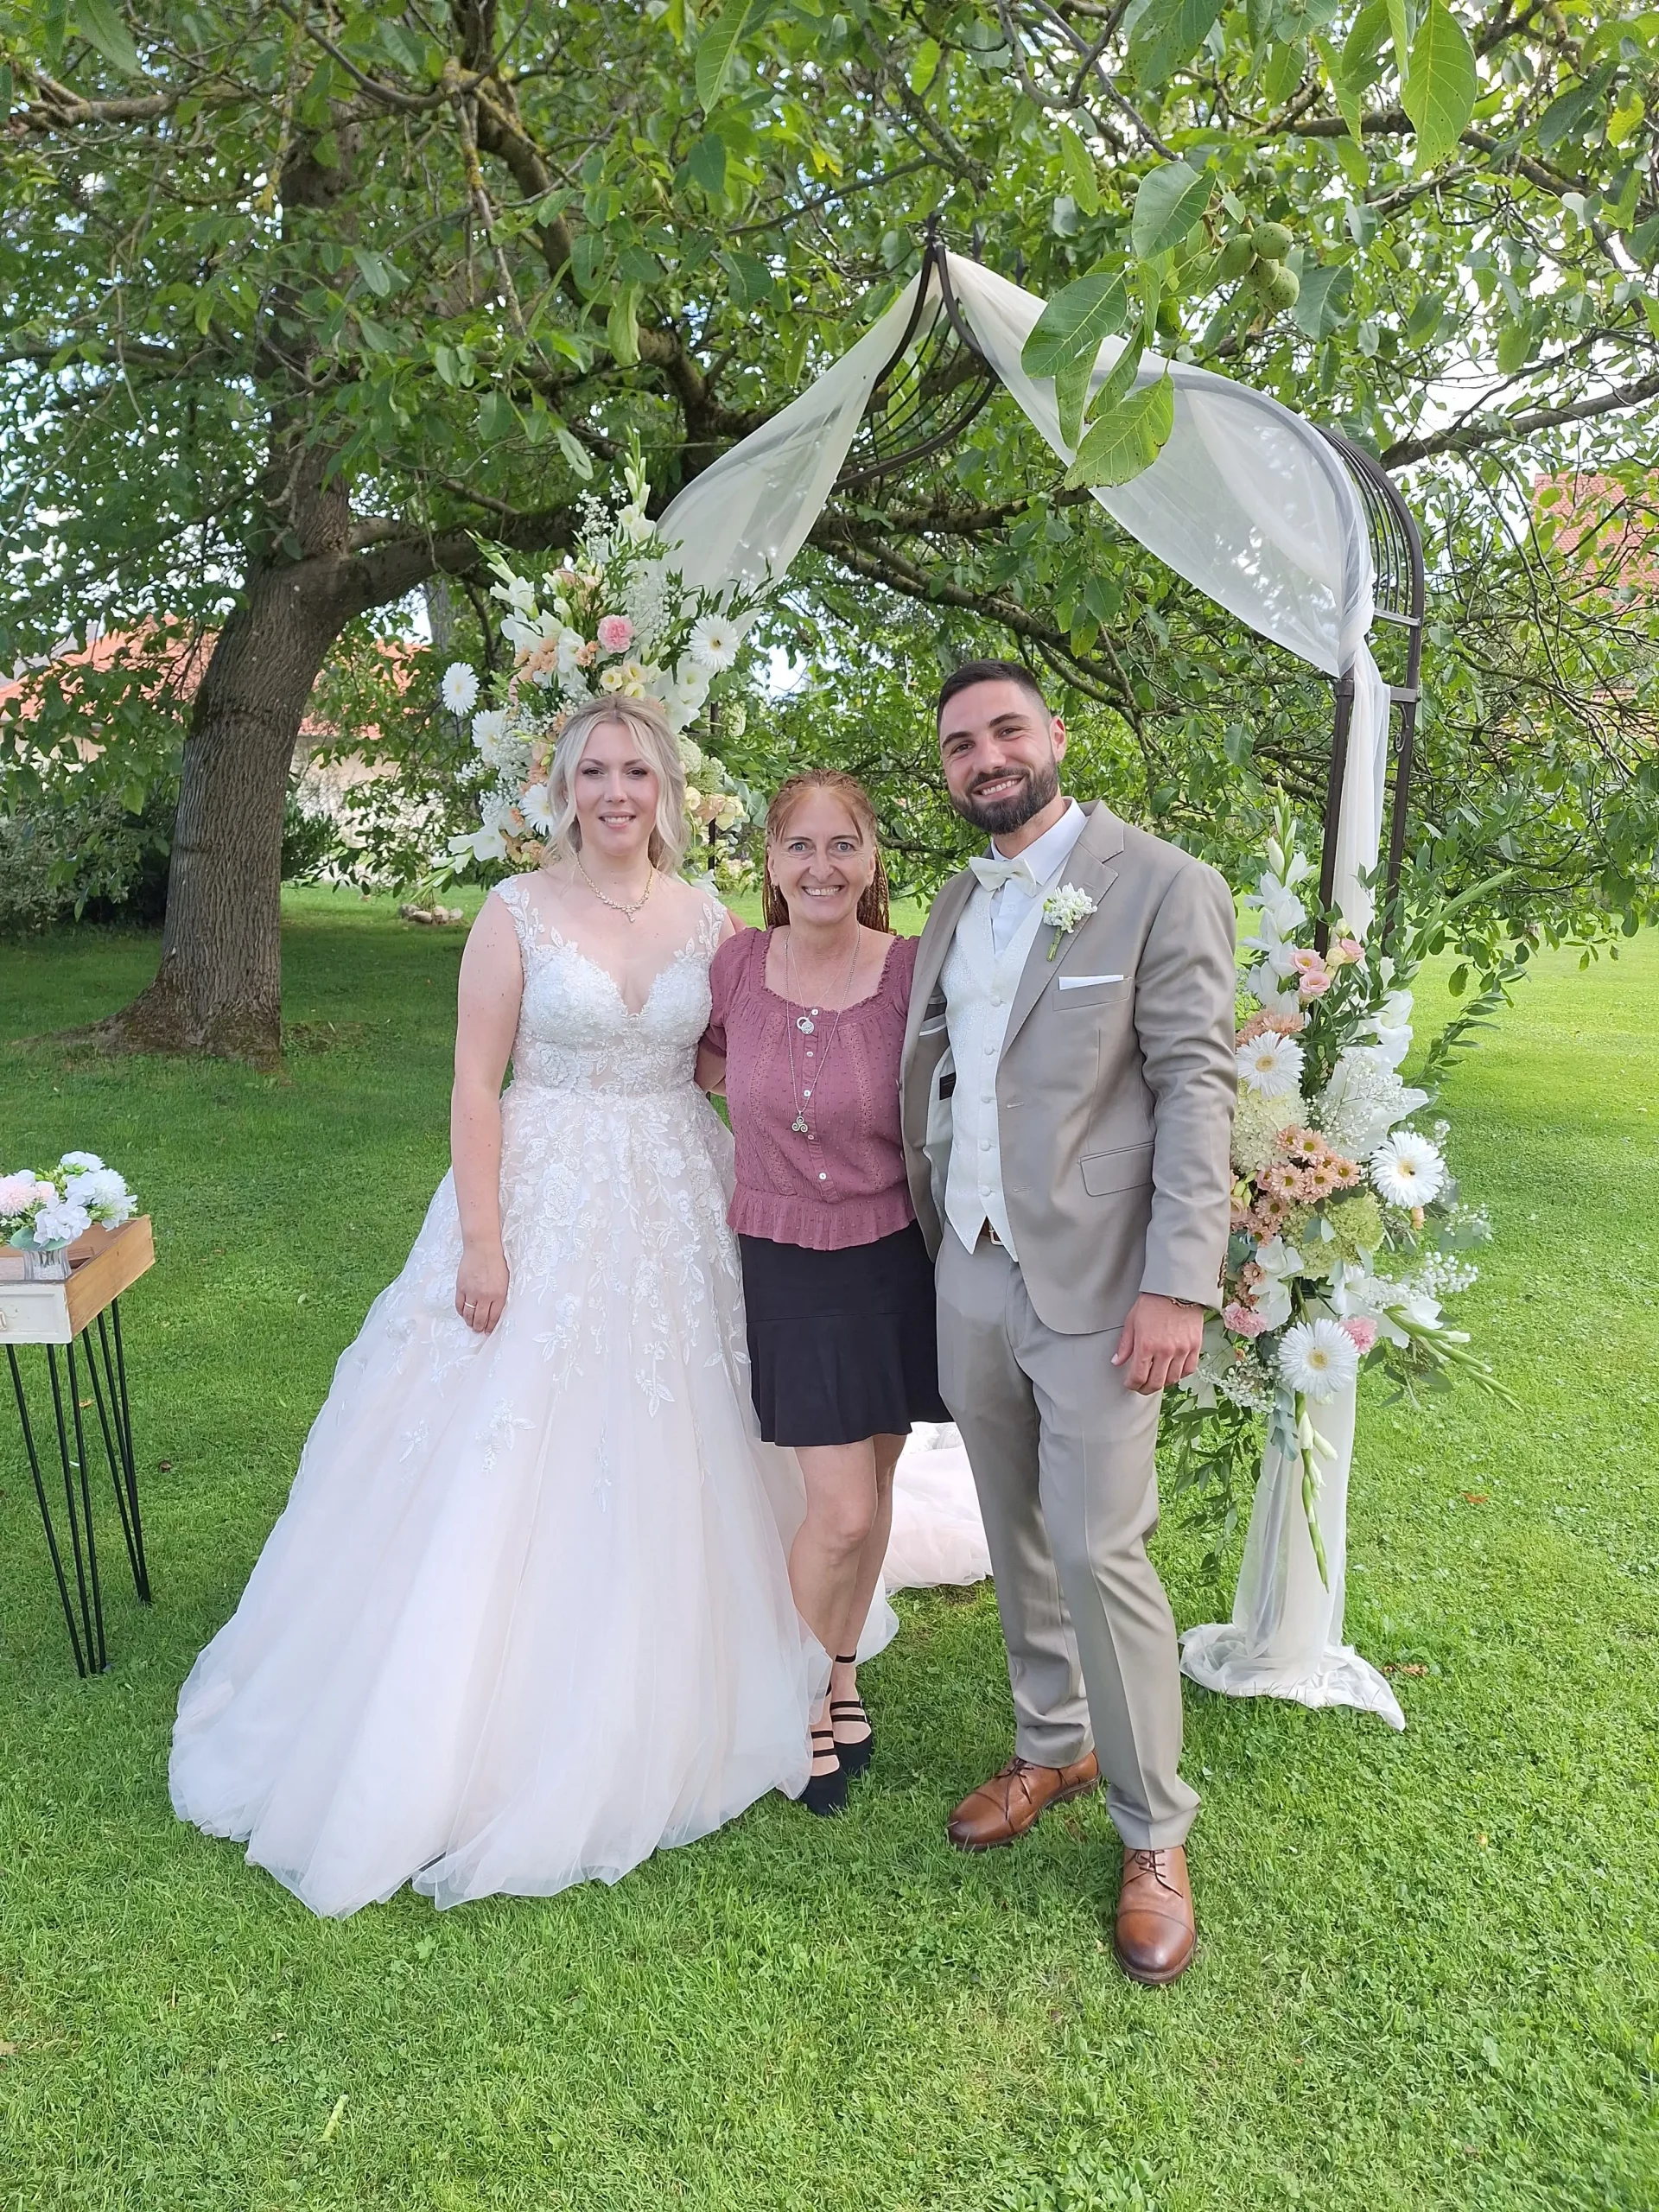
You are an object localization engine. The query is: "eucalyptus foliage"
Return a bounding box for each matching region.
[1,2,1656,1051]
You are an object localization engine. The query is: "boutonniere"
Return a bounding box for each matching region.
[1042,885,1096,959]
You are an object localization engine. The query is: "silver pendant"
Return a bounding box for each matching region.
[791,1113,810,1135]
[796,1014,815,1033]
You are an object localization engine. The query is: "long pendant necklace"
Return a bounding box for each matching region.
[784,927,861,1140]
[576,853,654,922]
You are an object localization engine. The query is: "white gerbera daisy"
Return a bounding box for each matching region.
[441,662,480,715]
[1277,1317,1361,1403]
[687,613,741,673]
[519,782,556,833]
[1369,1129,1446,1209]
[1235,1031,1306,1100]
[471,708,507,753]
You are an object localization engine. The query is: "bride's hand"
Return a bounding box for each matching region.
[455,1246,509,1334]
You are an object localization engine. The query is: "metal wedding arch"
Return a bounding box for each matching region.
[658,233,1425,939]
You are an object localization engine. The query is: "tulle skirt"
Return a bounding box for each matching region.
[169,1081,842,1916]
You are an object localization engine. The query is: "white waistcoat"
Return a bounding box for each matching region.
[941,884,1050,1260]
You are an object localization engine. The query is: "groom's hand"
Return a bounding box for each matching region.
[1112,1293,1204,1395]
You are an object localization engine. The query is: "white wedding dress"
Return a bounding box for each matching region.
[171,880,840,1916]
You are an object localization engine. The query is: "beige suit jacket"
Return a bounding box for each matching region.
[899,800,1238,1337]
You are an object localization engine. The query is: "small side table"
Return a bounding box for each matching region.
[1,1217,155,1675]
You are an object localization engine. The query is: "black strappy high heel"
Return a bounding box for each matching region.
[796,1720,848,1816]
[830,1654,874,1781]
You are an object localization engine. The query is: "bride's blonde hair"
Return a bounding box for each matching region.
[541,696,688,874]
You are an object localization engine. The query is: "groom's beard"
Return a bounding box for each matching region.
[950,754,1061,838]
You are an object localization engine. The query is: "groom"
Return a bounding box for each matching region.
[899,661,1237,1986]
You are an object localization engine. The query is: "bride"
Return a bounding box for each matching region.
[170,696,845,1916]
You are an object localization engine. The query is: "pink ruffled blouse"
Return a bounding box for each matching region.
[703,928,921,1251]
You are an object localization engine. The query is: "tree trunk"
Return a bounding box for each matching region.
[85,563,343,1067]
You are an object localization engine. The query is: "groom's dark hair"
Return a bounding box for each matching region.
[936,658,1051,724]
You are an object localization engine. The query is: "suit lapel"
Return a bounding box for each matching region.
[999,801,1124,1058]
[903,865,976,1061]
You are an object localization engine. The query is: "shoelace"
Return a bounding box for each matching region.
[1128,1848,1179,1894]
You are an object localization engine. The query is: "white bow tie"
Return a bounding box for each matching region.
[969,852,1038,894]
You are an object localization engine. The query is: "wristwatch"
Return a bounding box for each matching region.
[1167,1295,1202,1311]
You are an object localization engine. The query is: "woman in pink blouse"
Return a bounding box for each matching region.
[701,771,947,1815]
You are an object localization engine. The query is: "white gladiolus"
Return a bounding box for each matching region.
[492,572,537,615]
[1317,1047,1429,1160]
[1235,1031,1306,1099]
[1277,1317,1361,1402]
[1370,1129,1446,1208]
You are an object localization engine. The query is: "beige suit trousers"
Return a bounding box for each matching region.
[936,1225,1199,1850]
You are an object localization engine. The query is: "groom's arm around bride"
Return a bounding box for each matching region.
[898,660,1237,1988]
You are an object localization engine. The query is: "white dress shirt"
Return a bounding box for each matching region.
[941,798,1090,1259]
[983,799,1088,954]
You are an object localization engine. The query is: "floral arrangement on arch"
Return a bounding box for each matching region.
[0,1154,137,1253]
[1165,805,1509,1575]
[440,438,765,887]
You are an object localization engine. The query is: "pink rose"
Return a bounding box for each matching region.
[1340,1316,1378,1353]
[1223,1300,1269,1338]
[596,614,633,653]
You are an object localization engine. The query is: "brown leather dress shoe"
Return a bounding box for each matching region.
[946,1751,1100,1851]
[1113,1845,1195,1986]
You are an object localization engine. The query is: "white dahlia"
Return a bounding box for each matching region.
[1370,1130,1446,1209]
[1277,1317,1361,1402]
[1235,1030,1306,1101]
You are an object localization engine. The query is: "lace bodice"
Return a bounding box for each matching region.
[493,874,726,1098]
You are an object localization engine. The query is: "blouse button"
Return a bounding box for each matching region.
[818,1172,828,1181]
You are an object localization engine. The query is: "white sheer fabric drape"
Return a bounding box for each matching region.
[653,254,1402,1712]
[1179,1380,1404,1728]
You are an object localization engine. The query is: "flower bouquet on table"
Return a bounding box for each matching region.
[0,1154,138,1281]
[438,435,766,893]
[1164,807,1510,1577]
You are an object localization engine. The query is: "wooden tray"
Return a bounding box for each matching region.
[0,1217,155,1346]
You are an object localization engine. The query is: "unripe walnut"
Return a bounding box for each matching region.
[1251,220,1294,261]
[1217,233,1255,282]
[1263,262,1301,310]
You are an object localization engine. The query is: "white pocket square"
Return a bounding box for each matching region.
[1058,973,1126,990]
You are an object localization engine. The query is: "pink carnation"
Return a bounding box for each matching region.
[596,614,633,653]
[1223,1300,1270,1338]
[1291,948,1332,998]
[1340,1316,1378,1353]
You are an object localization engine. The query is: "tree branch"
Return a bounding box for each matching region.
[1382,371,1659,465]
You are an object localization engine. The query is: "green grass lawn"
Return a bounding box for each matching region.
[1,887,1655,2212]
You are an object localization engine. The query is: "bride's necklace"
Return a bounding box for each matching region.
[784,926,861,1141]
[575,853,654,923]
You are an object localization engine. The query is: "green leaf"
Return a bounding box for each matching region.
[1058,122,1101,219]
[696,0,774,113]
[477,391,518,442]
[684,131,728,197]
[1129,0,1224,89]
[74,0,141,76]
[1402,3,1477,170]
[607,284,641,367]
[1495,312,1530,374]
[1315,35,1363,143]
[554,422,594,481]
[1339,0,1391,93]
[1054,349,1095,449]
[45,0,67,68]
[908,36,941,94]
[432,344,461,388]
[351,246,393,298]
[1292,261,1352,337]
[1385,0,1411,86]
[377,20,426,75]
[1130,159,1212,261]
[1065,372,1175,488]
[1020,270,1128,379]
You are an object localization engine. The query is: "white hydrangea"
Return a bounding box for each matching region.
[32,1197,92,1248]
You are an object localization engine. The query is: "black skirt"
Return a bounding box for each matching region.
[739,1222,950,1448]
